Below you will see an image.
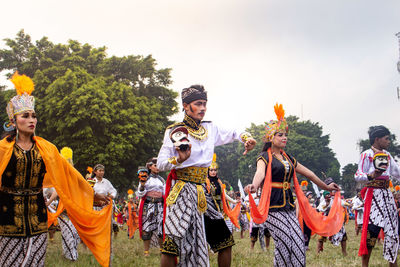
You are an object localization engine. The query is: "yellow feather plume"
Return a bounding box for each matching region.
[274,103,285,121]
[60,147,73,160]
[212,153,217,163]
[10,71,34,96]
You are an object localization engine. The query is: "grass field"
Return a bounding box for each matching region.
[45,220,389,266]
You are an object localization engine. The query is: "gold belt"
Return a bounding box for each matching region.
[166,167,208,213]
[271,181,290,190]
[366,179,389,189]
[176,167,208,184]
[0,187,42,196]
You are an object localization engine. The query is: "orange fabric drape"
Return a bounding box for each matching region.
[127,202,138,238]
[47,201,64,228]
[248,149,273,224]
[0,137,112,267]
[249,148,344,236]
[220,182,241,228]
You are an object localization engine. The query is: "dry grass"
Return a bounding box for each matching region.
[45,220,388,266]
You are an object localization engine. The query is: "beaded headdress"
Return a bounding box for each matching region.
[265,103,288,142]
[209,153,218,169]
[5,72,35,130]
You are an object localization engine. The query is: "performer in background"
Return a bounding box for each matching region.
[157,84,256,267]
[0,72,111,267]
[352,190,364,236]
[355,125,400,267]
[137,158,165,256]
[204,155,240,266]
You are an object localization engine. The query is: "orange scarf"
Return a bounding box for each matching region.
[249,148,344,236]
[206,178,241,228]
[0,137,112,267]
[127,202,138,238]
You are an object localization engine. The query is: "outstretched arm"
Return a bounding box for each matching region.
[245,159,266,193]
[295,163,340,192]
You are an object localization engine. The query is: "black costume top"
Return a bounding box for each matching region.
[257,151,297,211]
[0,143,48,237]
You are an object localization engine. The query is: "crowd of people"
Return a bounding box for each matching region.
[0,72,399,267]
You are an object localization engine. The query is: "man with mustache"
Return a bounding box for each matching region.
[157,85,256,267]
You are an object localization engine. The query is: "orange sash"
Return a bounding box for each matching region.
[249,148,344,236]
[219,182,241,228]
[0,137,112,267]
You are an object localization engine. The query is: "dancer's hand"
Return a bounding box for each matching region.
[244,184,256,194]
[176,144,192,163]
[94,193,110,206]
[326,182,340,192]
[243,138,256,155]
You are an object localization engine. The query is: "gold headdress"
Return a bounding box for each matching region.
[5,72,35,129]
[209,153,218,169]
[265,103,288,141]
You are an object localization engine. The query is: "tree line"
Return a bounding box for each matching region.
[1,30,399,197]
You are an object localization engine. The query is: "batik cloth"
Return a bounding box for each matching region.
[330,225,347,246]
[58,214,80,261]
[0,233,47,267]
[161,182,209,267]
[141,198,163,241]
[239,213,249,231]
[264,210,306,267]
[203,189,235,253]
[365,187,399,262]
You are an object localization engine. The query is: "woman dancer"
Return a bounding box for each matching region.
[245,104,341,267]
[0,72,111,266]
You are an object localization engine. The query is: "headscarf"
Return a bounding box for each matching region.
[181,84,207,104]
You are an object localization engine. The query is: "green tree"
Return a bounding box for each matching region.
[215,116,341,190]
[0,30,178,191]
[340,163,358,198]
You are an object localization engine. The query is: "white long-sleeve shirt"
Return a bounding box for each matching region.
[136,174,165,198]
[354,149,400,182]
[157,122,244,171]
[93,178,117,198]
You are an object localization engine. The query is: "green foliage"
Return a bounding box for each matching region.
[216,116,341,190]
[0,30,178,190]
[357,126,400,158]
[340,163,359,198]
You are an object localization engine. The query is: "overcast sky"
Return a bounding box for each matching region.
[1,0,399,169]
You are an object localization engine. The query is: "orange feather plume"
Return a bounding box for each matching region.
[389,181,393,188]
[301,180,308,187]
[87,167,93,174]
[127,189,134,195]
[395,185,400,192]
[274,103,285,121]
[10,71,34,96]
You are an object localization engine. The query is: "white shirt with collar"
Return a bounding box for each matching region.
[93,178,117,198]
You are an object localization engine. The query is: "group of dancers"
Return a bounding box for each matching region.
[0,72,399,267]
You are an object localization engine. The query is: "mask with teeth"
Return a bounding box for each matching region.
[373,153,389,172]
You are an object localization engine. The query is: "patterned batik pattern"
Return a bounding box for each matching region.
[239,213,249,231]
[162,182,209,267]
[264,210,306,267]
[330,225,346,246]
[366,187,399,263]
[58,215,80,261]
[0,233,47,267]
[142,201,163,239]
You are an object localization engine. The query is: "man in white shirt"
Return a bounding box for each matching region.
[157,84,256,267]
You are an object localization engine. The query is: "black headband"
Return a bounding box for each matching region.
[181,86,207,104]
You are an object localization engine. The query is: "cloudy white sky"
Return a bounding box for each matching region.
[1,0,399,169]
